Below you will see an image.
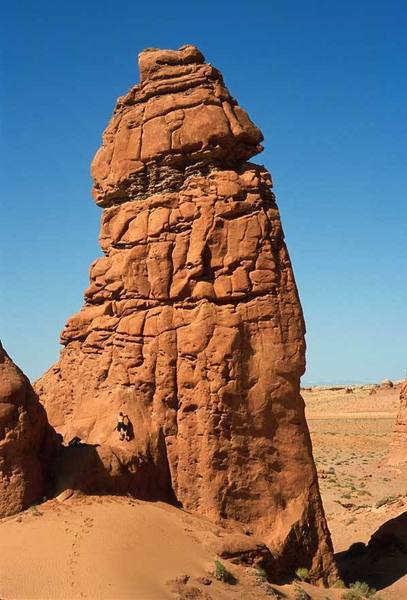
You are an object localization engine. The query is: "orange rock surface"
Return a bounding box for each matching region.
[36,45,336,582]
[388,380,407,464]
[0,342,55,517]
[91,45,263,207]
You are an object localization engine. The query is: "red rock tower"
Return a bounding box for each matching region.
[36,46,336,581]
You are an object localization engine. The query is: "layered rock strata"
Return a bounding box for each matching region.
[388,380,407,465]
[36,45,336,582]
[0,342,56,517]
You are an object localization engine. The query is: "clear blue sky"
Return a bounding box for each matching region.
[1,1,406,385]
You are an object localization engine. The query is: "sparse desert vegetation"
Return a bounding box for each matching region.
[305,382,407,600]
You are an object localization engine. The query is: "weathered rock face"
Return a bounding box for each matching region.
[0,342,56,517]
[388,380,407,465]
[91,45,263,207]
[36,45,336,582]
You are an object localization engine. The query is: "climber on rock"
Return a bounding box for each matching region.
[115,412,130,441]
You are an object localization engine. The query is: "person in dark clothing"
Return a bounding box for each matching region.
[68,436,84,447]
[115,412,130,441]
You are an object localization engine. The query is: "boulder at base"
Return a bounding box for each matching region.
[0,342,56,517]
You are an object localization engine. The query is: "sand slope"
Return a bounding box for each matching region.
[0,496,218,600]
[0,494,345,600]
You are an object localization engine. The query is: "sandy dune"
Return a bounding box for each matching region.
[0,496,219,600]
[0,494,341,600]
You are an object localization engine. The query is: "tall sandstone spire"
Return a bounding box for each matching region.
[36,45,336,582]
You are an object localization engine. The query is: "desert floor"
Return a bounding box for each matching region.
[305,381,407,600]
[0,382,405,600]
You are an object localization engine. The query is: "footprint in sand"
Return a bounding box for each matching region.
[67,515,95,599]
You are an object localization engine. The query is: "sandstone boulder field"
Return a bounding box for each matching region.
[34,45,337,583]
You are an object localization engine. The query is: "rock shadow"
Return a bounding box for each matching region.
[49,430,176,505]
[336,511,407,590]
[124,417,134,441]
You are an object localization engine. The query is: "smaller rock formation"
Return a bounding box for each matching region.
[214,533,271,567]
[0,342,56,517]
[388,380,407,465]
[380,379,394,389]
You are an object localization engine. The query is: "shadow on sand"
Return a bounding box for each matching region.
[47,429,177,505]
[336,511,407,590]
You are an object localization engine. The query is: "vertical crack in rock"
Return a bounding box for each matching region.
[35,44,337,583]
